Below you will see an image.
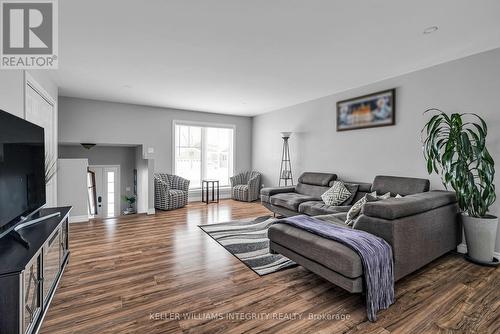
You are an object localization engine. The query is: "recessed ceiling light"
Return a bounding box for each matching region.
[423,26,438,34]
[121,84,132,89]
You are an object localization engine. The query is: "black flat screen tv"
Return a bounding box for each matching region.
[0,109,45,238]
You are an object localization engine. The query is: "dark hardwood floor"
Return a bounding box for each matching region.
[41,200,499,334]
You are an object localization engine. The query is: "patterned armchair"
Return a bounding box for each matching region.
[154,173,190,210]
[230,171,262,202]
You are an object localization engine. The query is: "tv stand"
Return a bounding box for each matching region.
[0,207,71,334]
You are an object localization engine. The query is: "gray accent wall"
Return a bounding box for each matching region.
[58,97,253,175]
[252,48,500,252]
[59,145,137,212]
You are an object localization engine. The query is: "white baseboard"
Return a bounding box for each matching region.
[147,208,156,215]
[457,242,500,258]
[188,187,232,202]
[69,215,89,223]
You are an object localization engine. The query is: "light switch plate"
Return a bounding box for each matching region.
[147,147,154,154]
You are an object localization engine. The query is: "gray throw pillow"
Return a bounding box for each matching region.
[340,183,360,206]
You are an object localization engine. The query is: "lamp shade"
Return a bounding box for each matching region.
[280,132,292,138]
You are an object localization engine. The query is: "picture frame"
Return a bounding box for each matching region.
[336,88,396,131]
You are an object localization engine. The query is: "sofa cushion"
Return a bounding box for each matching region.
[371,175,430,196]
[362,190,457,220]
[295,183,330,198]
[298,172,337,186]
[270,193,316,211]
[314,212,349,225]
[268,223,363,278]
[298,201,351,216]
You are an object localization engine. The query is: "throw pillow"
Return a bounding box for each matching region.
[395,194,403,198]
[340,183,360,206]
[345,191,377,225]
[321,181,352,206]
[378,192,391,200]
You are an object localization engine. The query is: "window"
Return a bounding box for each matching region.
[107,171,115,217]
[174,123,234,188]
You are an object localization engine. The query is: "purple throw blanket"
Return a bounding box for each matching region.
[276,215,394,321]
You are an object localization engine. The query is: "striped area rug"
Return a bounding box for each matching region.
[199,216,296,276]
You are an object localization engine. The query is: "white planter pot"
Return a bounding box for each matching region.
[462,214,498,263]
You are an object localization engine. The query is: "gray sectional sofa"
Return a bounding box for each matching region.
[262,172,460,293]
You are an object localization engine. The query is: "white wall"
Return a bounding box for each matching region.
[252,48,500,252]
[0,70,59,207]
[58,97,253,175]
[0,71,24,117]
[57,159,89,221]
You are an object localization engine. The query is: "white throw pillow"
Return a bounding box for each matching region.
[378,192,391,200]
[344,191,396,225]
[345,191,377,225]
[321,181,352,206]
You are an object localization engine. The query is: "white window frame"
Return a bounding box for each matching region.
[172,120,236,189]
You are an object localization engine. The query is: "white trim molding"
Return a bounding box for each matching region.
[69,215,89,223]
[147,208,156,215]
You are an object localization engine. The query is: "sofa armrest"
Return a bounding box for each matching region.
[362,191,457,220]
[354,201,460,280]
[261,186,296,197]
[248,175,261,187]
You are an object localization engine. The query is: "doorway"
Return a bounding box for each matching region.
[88,165,120,218]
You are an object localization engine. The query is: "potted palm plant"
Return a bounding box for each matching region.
[422,109,497,264]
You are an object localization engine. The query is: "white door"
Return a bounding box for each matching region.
[25,82,57,207]
[88,166,120,218]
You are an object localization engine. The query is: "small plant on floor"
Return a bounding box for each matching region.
[123,195,136,210]
[421,109,497,264]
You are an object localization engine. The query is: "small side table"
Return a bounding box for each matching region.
[202,180,219,204]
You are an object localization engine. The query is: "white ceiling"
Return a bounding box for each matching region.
[51,0,500,116]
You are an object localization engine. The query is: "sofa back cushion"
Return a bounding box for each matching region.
[298,172,337,186]
[371,175,430,196]
[343,181,372,203]
[296,172,337,198]
[296,183,331,199]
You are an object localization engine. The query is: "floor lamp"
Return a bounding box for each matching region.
[279,132,293,186]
